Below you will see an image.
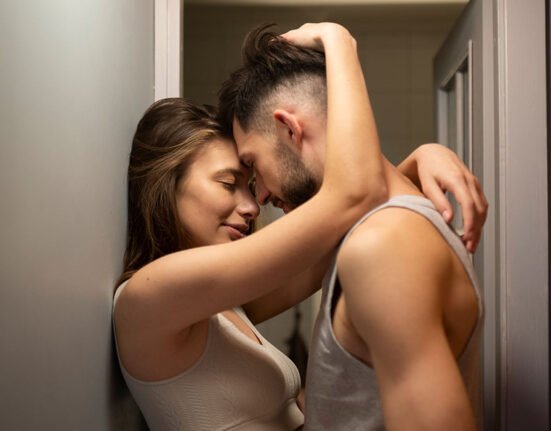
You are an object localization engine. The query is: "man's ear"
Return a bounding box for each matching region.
[273,109,303,150]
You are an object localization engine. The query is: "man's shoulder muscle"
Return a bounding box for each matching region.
[336,206,453,300]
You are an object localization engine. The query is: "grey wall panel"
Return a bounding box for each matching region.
[496,0,549,428]
[0,1,153,429]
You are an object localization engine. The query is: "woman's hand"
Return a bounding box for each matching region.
[280,22,350,52]
[399,143,488,253]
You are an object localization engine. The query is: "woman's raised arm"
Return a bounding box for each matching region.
[117,23,387,335]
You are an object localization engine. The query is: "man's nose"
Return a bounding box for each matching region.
[255,175,271,206]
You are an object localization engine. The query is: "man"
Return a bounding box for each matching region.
[218,23,486,430]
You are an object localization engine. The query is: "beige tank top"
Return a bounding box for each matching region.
[113,283,304,431]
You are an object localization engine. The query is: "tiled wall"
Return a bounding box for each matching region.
[183,3,463,353]
[184,4,463,164]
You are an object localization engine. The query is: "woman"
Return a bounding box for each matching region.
[113,24,483,430]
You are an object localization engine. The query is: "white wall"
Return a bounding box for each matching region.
[0,1,153,429]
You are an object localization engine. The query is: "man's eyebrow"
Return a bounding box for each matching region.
[238,152,253,167]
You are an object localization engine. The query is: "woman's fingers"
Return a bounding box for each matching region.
[280,23,349,51]
[279,24,322,49]
[462,171,488,252]
[415,144,488,253]
[420,174,454,223]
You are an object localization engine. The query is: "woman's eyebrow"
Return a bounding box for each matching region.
[215,168,244,178]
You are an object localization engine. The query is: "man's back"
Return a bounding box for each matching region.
[304,195,483,430]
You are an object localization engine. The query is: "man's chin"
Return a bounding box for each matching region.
[282,203,296,214]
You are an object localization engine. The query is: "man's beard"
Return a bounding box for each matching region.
[275,140,319,209]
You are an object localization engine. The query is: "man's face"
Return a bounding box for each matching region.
[232,119,319,213]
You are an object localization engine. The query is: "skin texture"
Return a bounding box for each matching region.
[175,138,259,247]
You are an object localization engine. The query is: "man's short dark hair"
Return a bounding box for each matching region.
[217,24,327,137]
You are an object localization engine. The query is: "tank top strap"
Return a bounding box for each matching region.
[113,279,129,308]
[323,195,438,315]
[339,195,481,318]
[343,195,439,242]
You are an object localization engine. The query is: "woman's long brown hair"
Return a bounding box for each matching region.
[116,98,225,288]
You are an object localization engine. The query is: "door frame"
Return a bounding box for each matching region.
[437,0,549,428]
[436,0,549,428]
[154,0,182,100]
[495,0,549,429]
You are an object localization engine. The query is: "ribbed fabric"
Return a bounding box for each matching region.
[113,287,303,431]
[304,195,484,431]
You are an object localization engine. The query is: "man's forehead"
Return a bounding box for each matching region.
[231,117,245,139]
[231,119,246,146]
[232,118,257,153]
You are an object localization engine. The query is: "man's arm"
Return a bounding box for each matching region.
[398,143,488,253]
[243,253,331,324]
[336,208,476,431]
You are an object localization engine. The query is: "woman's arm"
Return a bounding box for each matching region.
[116,23,387,335]
[243,252,332,324]
[398,144,488,252]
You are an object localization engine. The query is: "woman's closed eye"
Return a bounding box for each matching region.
[220,181,237,191]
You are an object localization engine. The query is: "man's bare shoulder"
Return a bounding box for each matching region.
[336,206,454,297]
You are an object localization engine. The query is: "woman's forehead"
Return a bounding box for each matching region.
[198,138,253,177]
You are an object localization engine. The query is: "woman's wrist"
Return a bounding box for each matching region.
[397,148,421,188]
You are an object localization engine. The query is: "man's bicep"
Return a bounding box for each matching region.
[337,226,476,431]
[370,326,476,431]
[336,225,444,379]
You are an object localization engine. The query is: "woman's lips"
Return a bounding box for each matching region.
[223,224,247,240]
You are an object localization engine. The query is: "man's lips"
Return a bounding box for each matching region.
[271,197,292,214]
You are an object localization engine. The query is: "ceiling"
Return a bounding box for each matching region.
[185,0,468,5]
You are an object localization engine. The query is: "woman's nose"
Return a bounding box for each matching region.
[238,194,260,219]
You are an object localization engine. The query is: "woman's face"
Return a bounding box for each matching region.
[176,138,259,248]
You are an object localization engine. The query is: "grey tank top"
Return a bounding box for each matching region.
[304,195,484,430]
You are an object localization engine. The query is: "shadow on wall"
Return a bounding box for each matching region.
[108,331,149,431]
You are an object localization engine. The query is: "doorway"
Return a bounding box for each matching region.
[182,0,469,353]
[157,0,550,428]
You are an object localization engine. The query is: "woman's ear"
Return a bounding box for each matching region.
[273,109,303,150]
